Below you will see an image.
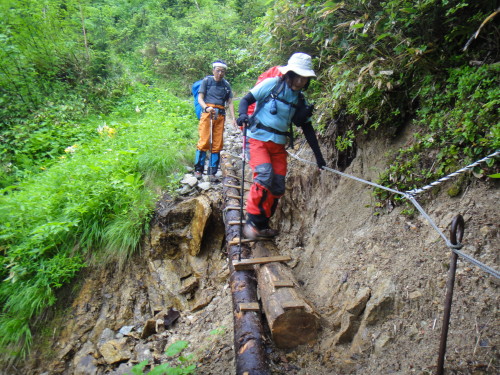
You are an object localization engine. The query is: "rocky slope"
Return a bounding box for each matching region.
[10,124,499,375]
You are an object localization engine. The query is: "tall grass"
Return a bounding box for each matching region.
[0,83,197,357]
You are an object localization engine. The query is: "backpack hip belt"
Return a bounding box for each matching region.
[254,120,290,137]
[206,104,226,116]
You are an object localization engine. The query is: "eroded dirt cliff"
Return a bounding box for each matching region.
[271,126,499,374]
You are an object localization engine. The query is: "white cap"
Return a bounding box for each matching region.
[278,53,316,78]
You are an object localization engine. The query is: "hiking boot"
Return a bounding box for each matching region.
[194,171,202,179]
[209,175,220,183]
[243,223,278,240]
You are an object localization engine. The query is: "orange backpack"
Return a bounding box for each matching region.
[247,66,283,116]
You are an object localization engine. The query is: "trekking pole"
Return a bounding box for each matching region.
[238,123,248,261]
[209,111,214,176]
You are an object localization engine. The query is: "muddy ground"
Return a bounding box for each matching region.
[10,124,499,375]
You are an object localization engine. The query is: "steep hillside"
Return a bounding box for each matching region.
[12,124,499,375]
[271,123,499,374]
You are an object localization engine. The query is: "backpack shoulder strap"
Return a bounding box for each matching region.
[271,78,300,108]
[250,77,283,120]
[258,77,282,104]
[271,78,286,98]
[202,76,230,102]
[201,76,212,94]
[222,78,231,101]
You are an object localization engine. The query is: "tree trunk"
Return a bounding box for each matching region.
[78,3,90,61]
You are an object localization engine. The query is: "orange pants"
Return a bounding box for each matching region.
[196,105,225,153]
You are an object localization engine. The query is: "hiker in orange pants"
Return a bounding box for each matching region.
[195,60,237,179]
[237,53,326,239]
[196,103,226,172]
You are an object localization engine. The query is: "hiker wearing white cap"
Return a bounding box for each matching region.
[195,60,237,179]
[236,52,326,240]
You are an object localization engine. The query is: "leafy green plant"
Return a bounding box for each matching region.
[335,130,355,151]
[0,0,264,186]
[209,326,226,336]
[375,63,499,200]
[129,340,196,375]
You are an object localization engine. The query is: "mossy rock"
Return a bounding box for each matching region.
[447,184,461,197]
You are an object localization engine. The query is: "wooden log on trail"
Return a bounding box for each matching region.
[253,242,321,349]
[221,161,270,375]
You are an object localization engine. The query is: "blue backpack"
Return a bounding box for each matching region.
[192,79,204,119]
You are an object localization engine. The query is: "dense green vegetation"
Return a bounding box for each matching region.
[0,84,196,356]
[255,0,499,192]
[0,0,498,360]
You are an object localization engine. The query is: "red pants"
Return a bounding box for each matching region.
[246,138,287,223]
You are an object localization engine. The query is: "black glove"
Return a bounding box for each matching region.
[237,113,249,128]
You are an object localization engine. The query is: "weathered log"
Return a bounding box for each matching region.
[221,160,270,375]
[253,242,321,349]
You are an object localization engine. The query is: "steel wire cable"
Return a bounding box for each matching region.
[407,150,500,196]
[287,151,500,279]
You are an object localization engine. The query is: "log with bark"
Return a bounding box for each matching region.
[221,158,270,375]
[253,242,320,349]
